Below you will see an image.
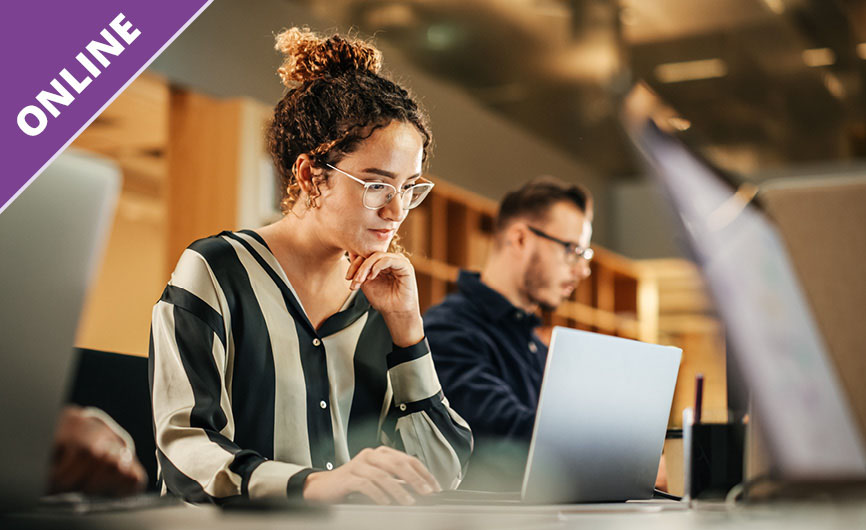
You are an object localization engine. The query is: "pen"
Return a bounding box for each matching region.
[694,374,704,424]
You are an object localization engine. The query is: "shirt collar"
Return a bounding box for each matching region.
[239,229,372,338]
[316,289,372,338]
[456,270,542,327]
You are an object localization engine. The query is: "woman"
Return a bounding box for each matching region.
[149,28,472,505]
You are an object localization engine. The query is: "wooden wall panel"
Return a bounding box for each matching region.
[166,90,242,273]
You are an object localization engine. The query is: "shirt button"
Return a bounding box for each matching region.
[312,338,321,347]
[514,311,522,319]
[325,462,334,471]
[399,403,407,411]
[319,400,327,409]
[529,342,538,353]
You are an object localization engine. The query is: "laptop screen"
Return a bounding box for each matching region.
[621,83,866,479]
[0,150,120,510]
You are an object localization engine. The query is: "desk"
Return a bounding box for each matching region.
[6,500,866,530]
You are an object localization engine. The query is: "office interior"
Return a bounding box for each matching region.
[55,0,865,517]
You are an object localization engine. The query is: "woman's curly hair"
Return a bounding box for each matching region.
[267,27,432,234]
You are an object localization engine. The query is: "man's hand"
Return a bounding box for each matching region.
[48,406,147,496]
[303,446,441,505]
[346,252,424,347]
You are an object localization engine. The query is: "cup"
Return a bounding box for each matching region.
[683,408,746,501]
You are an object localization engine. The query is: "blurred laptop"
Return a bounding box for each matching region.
[0,150,119,513]
[422,327,681,505]
[621,82,866,481]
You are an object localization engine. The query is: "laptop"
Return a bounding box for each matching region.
[0,150,120,513]
[620,82,866,480]
[521,327,681,503]
[420,327,682,505]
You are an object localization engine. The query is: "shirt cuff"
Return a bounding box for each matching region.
[247,461,316,500]
[386,337,431,368]
[287,467,320,500]
[387,338,442,405]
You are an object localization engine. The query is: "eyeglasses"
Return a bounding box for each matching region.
[526,225,594,264]
[324,163,434,210]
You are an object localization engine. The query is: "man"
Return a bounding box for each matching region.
[424,176,594,490]
[427,176,669,493]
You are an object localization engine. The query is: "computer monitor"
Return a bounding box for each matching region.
[620,83,866,480]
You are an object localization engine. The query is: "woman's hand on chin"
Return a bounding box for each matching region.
[346,252,424,347]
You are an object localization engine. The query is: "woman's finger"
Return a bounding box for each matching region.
[345,254,365,281]
[350,264,370,290]
[368,257,396,282]
[368,448,437,495]
[368,255,411,282]
[350,252,386,288]
[351,476,391,505]
[356,464,415,505]
[379,446,440,491]
[407,455,442,492]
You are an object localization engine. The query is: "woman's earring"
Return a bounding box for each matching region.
[307,179,322,209]
[305,190,320,209]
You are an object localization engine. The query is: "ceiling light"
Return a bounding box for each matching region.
[802,48,835,67]
[654,59,727,83]
[760,0,786,15]
[548,43,620,83]
[364,4,418,29]
[426,24,462,51]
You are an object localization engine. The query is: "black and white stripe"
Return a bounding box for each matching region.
[149,230,472,502]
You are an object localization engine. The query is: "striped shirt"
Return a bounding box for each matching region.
[148,230,472,503]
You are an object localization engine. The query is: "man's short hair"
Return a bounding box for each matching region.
[495,176,593,233]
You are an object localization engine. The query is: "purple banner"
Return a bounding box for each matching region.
[0,1,212,214]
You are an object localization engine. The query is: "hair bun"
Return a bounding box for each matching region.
[274,27,382,86]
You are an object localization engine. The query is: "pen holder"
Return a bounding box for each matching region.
[683,408,745,501]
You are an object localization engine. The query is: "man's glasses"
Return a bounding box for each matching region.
[526,225,594,264]
[325,163,434,210]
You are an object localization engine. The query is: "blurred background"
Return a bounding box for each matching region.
[66,0,866,493]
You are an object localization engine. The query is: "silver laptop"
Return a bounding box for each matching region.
[0,150,119,512]
[425,328,681,506]
[520,327,682,503]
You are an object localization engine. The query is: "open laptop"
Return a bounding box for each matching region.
[421,327,681,505]
[0,150,120,513]
[620,83,866,481]
[522,328,681,503]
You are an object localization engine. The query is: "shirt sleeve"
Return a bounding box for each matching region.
[425,320,536,440]
[381,338,473,490]
[149,251,316,503]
